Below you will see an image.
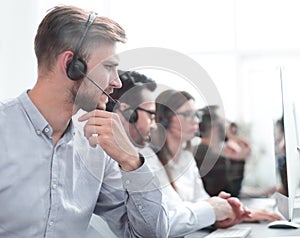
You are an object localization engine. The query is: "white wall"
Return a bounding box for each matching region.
[0,1,38,99]
[2,0,300,191]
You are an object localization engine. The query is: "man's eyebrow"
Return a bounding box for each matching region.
[103,54,120,64]
[103,60,119,66]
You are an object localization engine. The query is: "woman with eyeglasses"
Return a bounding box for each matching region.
[153,90,204,201]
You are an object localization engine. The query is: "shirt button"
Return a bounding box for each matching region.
[44,127,50,133]
[125,180,130,185]
[36,129,41,135]
[49,221,54,226]
[52,184,57,189]
[138,205,143,210]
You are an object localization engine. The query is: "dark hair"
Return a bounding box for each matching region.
[198,107,226,142]
[199,113,218,137]
[153,90,195,190]
[154,90,195,162]
[106,70,157,111]
[155,90,194,129]
[34,5,126,70]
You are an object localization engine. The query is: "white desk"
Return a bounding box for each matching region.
[185,222,300,238]
[86,198,300,238]
[186,198,300,238]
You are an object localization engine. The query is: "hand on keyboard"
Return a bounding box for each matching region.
[214,195,251,228]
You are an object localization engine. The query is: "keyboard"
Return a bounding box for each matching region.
[205,227,251,238]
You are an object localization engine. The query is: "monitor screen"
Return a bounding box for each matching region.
[274,68,300,221]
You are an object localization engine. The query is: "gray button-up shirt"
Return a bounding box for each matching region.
[0,92,168,238]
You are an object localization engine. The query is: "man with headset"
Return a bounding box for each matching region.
[0,5,168,238]
[106,70,158,148]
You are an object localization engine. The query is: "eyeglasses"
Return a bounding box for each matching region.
[174,110,202,121]
[136,107,156,122]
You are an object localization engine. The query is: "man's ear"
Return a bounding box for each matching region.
[60,51,74,77]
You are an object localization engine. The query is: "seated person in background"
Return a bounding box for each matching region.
[225,121,252,161]
[152,90,281,223]
[107,76,250,237]
[195,108,247,197]
[106,70,158,148]
[229,122,239,135]
[226,118,276,198]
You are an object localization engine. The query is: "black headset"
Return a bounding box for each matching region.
[66,12,97,81]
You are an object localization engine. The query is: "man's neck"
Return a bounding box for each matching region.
[28,81,74,145]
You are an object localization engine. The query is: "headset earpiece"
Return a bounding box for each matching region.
[66,12,96,81]
[67,58,87,81]
[121,108,138,123]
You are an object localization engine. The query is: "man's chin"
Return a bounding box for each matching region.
[96,106,105,111]
[96,103,106,111]
[80,105,105,112]
[136,138,150,148]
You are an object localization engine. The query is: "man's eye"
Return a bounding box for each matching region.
[182,112,191,117]
[105,65,113,70]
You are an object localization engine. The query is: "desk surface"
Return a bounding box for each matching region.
[186,198,300,238]
[185,222,300,238]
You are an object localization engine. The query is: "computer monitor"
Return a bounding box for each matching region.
[273,68,300,222]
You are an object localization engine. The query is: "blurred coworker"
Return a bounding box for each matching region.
[195,109,246,197]
[195,107,281,221]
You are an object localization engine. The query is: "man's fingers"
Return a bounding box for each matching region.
[227,197,241,208]
[243,209,282,222]
[227,197,251,219]
[83,124,100,138]
[218,191,231,199]
[216,218,234,229]
[88,135,99,148]
[78,110,113,122]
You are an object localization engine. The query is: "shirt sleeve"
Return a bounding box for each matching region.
[93,155,169,238]
[137,147,216,237]
[192,160,210,202]
[163,185,215,237]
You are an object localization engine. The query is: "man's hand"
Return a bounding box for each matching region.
[242,209,282,222]
[207,196,235,221]
[78,110,141,171]
[207,191,252,228]
[216,197,251,228]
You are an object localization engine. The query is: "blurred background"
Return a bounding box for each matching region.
[2,0,300,191]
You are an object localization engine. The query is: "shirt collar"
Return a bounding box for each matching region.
[18,90,75,142]
[18,91,50,136]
